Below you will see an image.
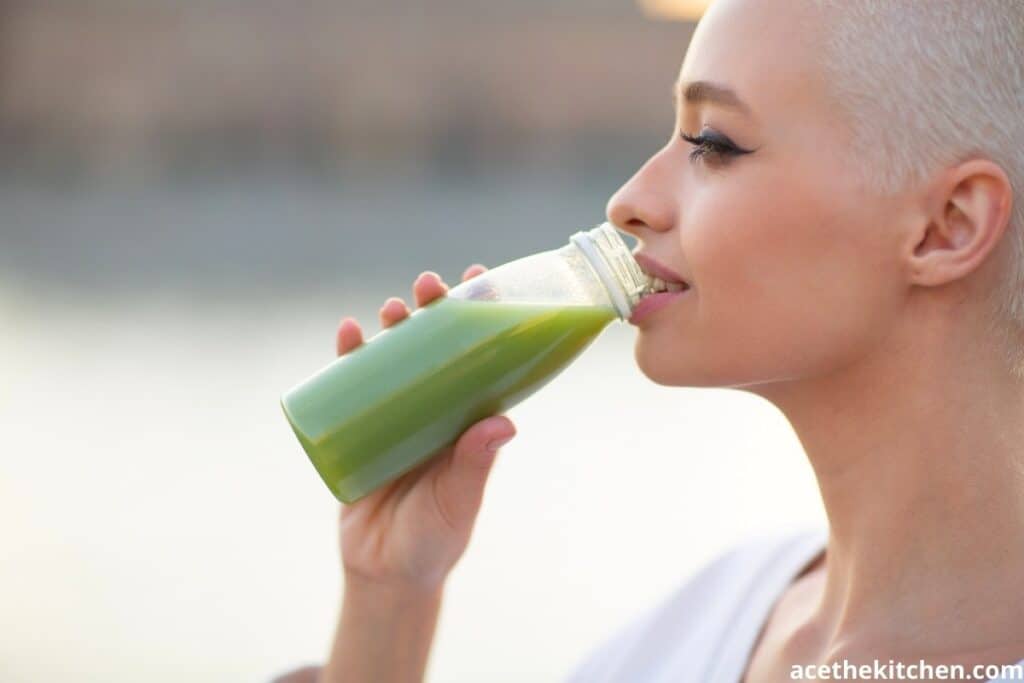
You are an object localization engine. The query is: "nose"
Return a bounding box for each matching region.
[606,146,678,239]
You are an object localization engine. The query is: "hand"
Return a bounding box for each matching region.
[333,265,518,591]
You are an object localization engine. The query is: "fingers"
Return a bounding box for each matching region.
[336,317,364,356]
[338,264,485,357]
[413,271,449,308]
[378,297,411,328]
[461,264,487,282]
[433,415,516,532]
[336,294,410,357]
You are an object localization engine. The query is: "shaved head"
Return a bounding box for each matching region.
[810,0,1024,375]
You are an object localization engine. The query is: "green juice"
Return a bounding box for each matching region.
[281,297,616,502]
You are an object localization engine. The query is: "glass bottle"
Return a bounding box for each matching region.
[281,222,651,502]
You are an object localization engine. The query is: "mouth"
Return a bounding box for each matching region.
[629,251,691,325]
[632,252,691,295]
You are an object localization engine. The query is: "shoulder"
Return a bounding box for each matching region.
[268,665,321,683]
[563,526,827,683]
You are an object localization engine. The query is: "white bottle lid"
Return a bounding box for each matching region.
[570,222,650,319]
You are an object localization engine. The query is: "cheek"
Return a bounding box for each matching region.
[641,173,902,385]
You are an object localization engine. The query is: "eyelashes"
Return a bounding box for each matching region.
[679,129,755,165]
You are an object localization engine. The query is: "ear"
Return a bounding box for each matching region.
[906,159,1014,288]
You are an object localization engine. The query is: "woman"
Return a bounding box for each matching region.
[276,0,1024,680]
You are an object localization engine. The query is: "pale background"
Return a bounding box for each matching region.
[0,2,826,681]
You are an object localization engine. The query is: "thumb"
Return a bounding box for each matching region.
[434,416,516,531]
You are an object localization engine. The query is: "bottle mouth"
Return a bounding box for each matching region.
[570,223,652,318]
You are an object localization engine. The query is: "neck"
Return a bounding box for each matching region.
[756,295,1024,658]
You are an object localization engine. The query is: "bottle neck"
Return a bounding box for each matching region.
[569,223,651,319]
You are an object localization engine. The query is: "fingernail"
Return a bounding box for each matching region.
[486,435,514,453]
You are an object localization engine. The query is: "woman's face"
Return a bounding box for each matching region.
[609,0,911,390]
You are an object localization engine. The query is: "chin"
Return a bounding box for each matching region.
[633,327,754,389]
[633,333,688,387]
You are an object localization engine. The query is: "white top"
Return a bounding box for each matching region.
[564,527,1024,683]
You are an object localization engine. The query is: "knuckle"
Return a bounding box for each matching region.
[379,299,405,316]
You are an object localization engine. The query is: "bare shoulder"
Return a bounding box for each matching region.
[269,665,322,683]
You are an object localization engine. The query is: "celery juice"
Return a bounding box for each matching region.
[281,298,616,502]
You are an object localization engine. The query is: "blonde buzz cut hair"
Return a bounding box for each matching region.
[810,0,1024,378]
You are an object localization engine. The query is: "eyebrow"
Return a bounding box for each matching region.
[673,80,752,115]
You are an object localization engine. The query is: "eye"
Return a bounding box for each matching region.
[679,129,754,165]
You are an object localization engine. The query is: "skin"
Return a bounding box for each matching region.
[292,265,517,683]
[281,0,1024,680]
[608,0,1024,680]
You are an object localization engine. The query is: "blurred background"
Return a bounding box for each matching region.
[0,1,825,681]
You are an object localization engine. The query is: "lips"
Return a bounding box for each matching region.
[632,252,690,288]
[628,251,691,325]
[629,289,689,324]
